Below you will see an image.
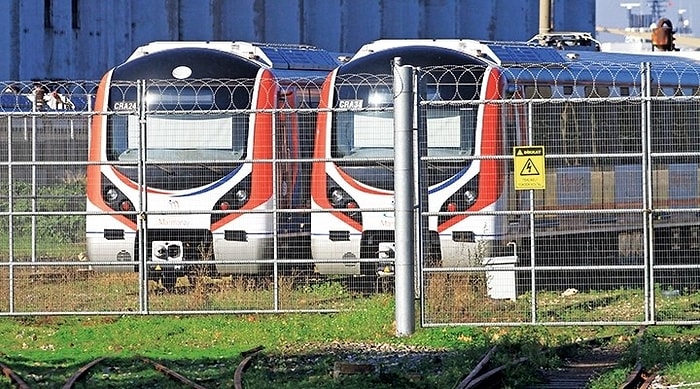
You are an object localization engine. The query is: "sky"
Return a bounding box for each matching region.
[596,0,700,42]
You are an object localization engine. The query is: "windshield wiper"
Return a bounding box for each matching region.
[144,163,175,175]
[197,163,224,174]
[376,160,394,172]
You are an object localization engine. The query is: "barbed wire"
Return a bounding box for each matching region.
[4,60,700,113]
[0,80,97,112]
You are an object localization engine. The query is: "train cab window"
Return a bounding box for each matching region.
[333,110,394,158]
[106,83,250,162]
[423,80,477,157]
[331,83,477,159]
[424,107,476,157]
[332,83,394,159]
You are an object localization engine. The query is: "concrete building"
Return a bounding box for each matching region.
[0,0,595,80]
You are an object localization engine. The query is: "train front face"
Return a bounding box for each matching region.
[86,47,277,285]
[311,45,500,275]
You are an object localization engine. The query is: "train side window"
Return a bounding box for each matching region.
[524,85,552,99]
[584,86,610,98]
[559,102,589,166]
[652,99,697,159]
[332,111,355,157]
[616,102,642,159]
[107,115,129,161]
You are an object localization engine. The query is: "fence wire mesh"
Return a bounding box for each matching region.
[1,63,700,325]
[415,61,700,326]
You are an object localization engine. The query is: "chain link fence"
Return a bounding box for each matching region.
[416,61,700,326]
[2,64,700,326]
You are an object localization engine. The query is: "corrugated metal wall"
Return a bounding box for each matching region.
[0,0,595,80]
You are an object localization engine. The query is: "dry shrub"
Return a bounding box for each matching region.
[424,272,489,322]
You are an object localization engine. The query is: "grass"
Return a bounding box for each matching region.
[0,280,699,387]
[2,210,700,386]
[0,301,617,388]
[0,295,485,388]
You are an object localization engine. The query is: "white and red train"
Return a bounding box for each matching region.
[85,41,339,289]
[85,38,700,288]
[310,39,700,278]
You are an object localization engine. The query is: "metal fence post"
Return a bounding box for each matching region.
[138,79,148,313]
[641,62,654,323]
[393,57,415,336]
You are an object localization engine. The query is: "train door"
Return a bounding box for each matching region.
[275,86,314,265]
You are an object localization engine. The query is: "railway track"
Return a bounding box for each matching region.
[0,345,267,389]
[0,360,30,389]
[62,356,210,388]
[233,346,265,389]
[453,345,529,389]
[451,327,653,389]
[524,346,621,389]
[1,356,212,388]
[0,329,662,388]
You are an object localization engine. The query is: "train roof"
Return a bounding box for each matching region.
[350,39,566,66]
[126,41,341,71]
[353,38,700,66]
[350,39,700,87]
[569,49,700,66]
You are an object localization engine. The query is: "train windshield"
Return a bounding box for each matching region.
[107,81,251,162]
[328,47,485,188]
[116,114,247,161]
[332,79,478,159]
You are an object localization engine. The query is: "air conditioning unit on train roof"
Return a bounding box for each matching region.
[231,42,342,70]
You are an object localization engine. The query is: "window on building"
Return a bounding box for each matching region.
[44,0,53,29]
[72,0,80,29]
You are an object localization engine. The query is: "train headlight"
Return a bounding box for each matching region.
[463,189,477,208]
[234,189,249,204]
[329,188,346,207]
[326,177,362,224]
[211,175,251,224]
[100,175,137,224]
[438,179,479,225]
[104,187,119,202]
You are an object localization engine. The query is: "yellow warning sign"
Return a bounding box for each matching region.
[514,146,546,190]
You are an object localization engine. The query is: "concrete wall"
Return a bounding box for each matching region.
[0,0,596,80]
